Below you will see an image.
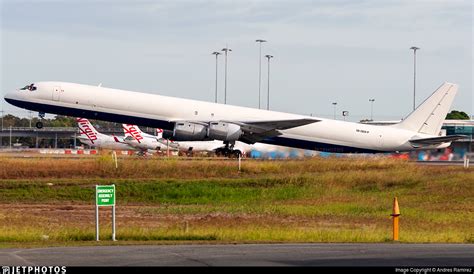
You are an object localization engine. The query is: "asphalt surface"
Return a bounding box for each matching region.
[1,244,473,266]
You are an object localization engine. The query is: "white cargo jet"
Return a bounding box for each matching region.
[5,82,465,154]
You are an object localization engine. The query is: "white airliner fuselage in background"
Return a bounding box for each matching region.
[77,118,134,150]
[5,82,464,153]
[122,124,176,151]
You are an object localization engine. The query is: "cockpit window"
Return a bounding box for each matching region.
[20,84,37,91]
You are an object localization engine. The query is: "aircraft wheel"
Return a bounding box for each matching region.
[35,121,43,129]
[214,147,225,157]
[229,150,242,158]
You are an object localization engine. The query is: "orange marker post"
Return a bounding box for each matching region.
[391,197,400,241]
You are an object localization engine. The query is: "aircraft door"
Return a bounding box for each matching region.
[377,134,384,148]
[52,86,62,101]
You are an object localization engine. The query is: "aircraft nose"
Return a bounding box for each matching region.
[4,90,24,107]
[4,91,17,102]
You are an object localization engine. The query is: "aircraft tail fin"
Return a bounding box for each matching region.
[122,124,145,143]
[393,82,458,135]
[156,128,164,139]
[77,118,101,144]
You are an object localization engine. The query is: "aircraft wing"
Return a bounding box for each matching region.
[232,118,319,132]
[409,135,467,145]
[222,118,320,144]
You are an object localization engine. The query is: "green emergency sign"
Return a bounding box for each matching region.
[96,185,115,206]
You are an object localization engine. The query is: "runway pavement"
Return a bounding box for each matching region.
[1,244,473,266]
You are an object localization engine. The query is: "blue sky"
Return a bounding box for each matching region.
[1,0,472,121]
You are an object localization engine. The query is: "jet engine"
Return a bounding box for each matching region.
[172,121,208,141]
[207,121,243,142]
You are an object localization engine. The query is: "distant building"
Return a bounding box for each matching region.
[441,120,474,156]
[361,119,473,158]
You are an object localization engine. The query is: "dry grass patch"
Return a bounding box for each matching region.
[0,156,473,245]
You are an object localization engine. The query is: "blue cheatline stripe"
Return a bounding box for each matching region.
[260,136,384,153]
[5,98,175,130]
[6,98,383,153]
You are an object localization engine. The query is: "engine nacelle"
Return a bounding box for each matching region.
[172,121,208,141]
[208,122,243,142]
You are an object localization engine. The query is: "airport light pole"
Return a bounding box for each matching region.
[410,46,420,111]
[369,98,375,121]
[212,51,221,103]
[265,54,273,110]
[256,39,267,109]
[221,46,232,104]
[332,102,337,120]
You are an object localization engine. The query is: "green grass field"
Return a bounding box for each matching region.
[0,155,473,247]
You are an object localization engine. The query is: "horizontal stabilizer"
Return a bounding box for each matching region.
[409,135,467,145]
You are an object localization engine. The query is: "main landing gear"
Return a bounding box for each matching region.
[137,150,147,157]
[35,112,46,129]
[215,142,242,158]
